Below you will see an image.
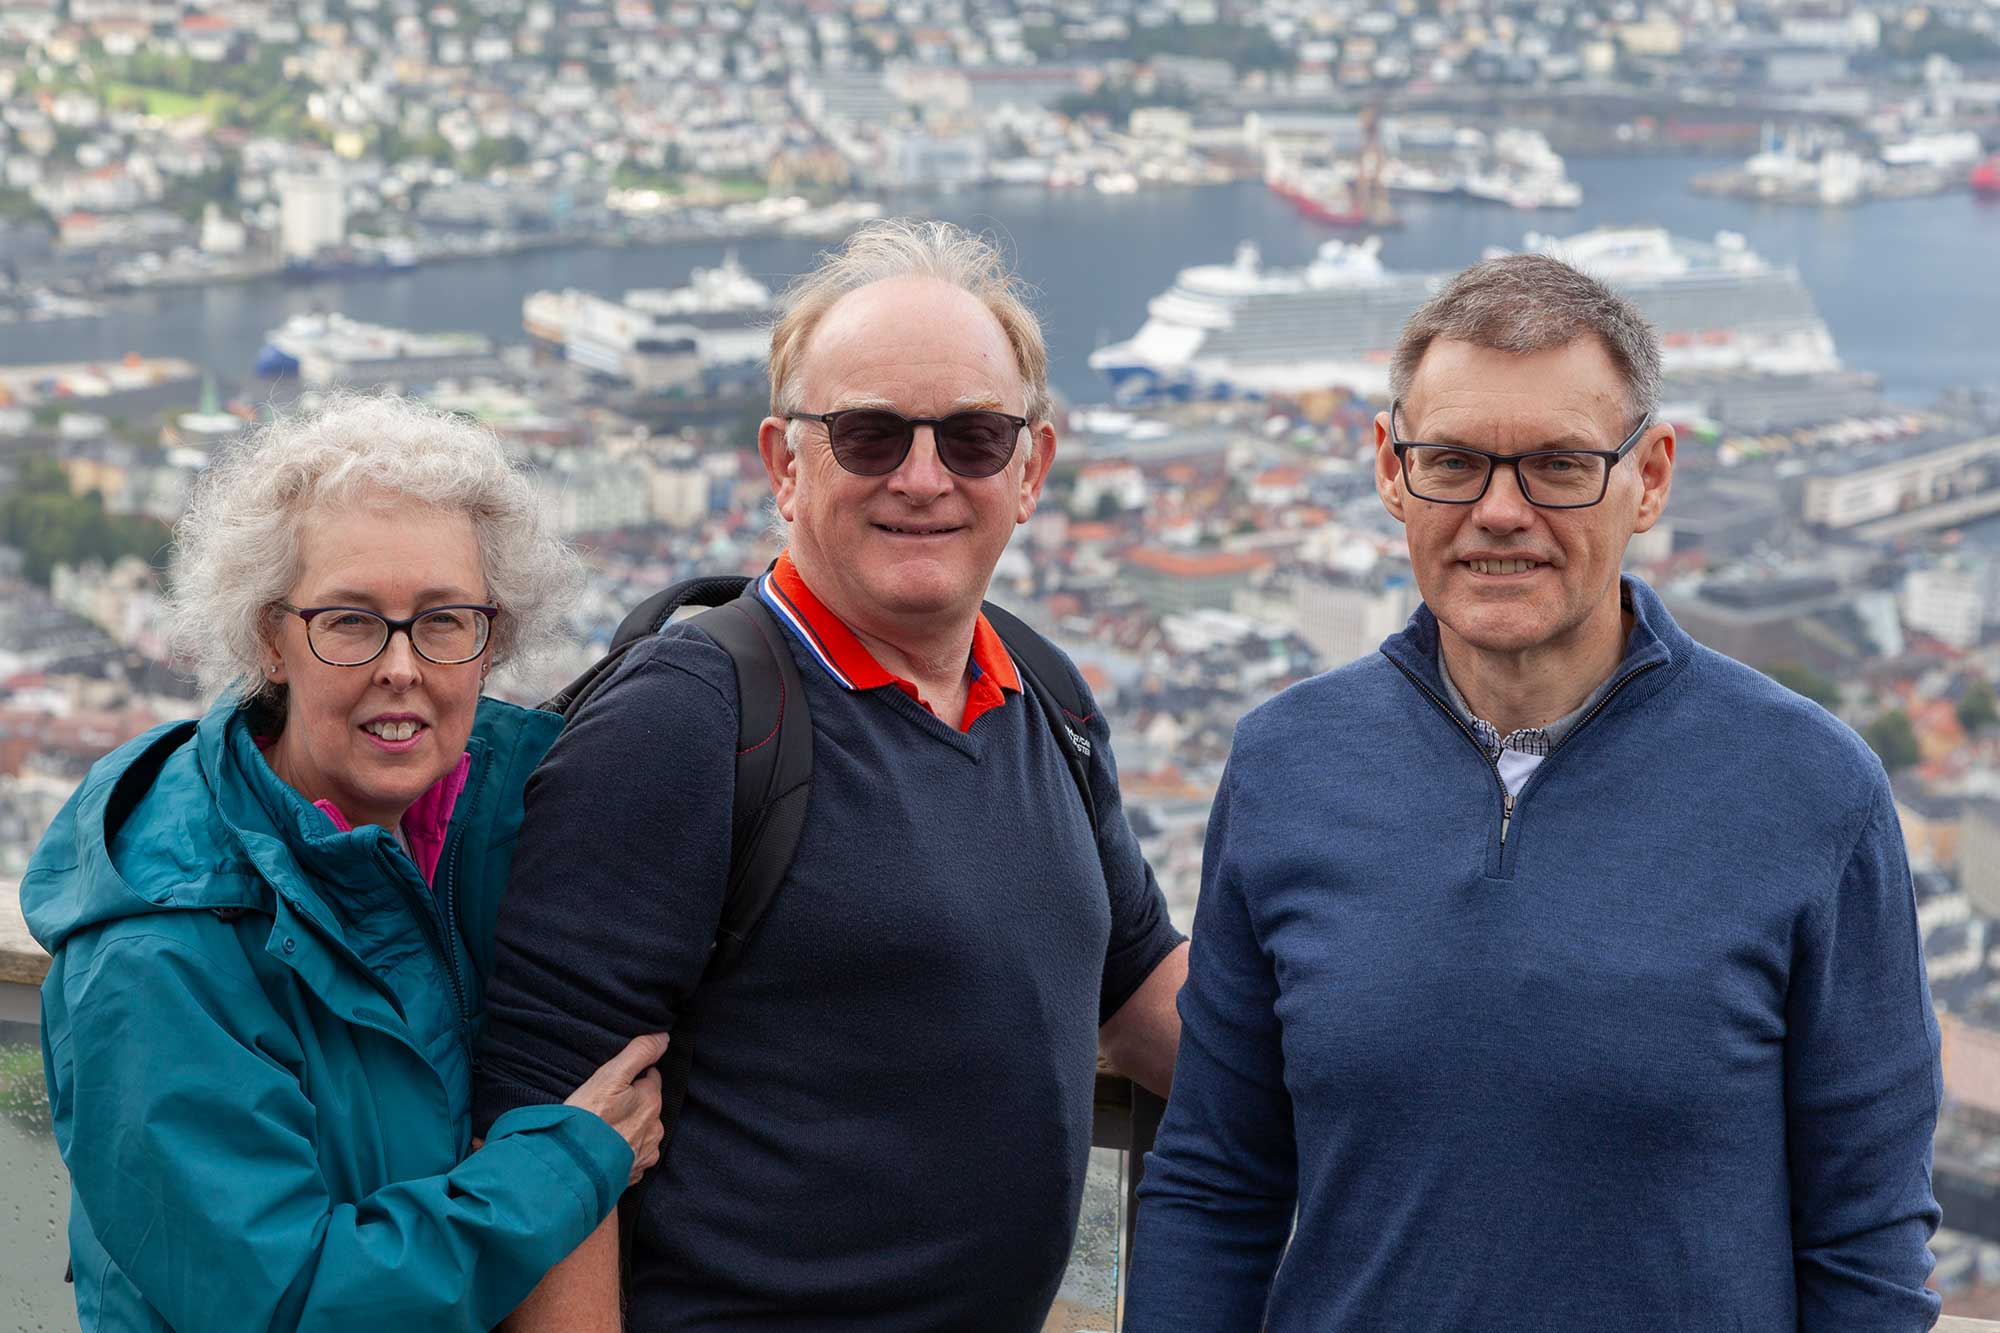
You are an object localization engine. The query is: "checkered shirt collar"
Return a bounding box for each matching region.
[1467,715,1553,759]
[1437,655,1606,761]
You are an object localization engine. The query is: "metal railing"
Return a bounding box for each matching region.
[1092,1064,1167,1261]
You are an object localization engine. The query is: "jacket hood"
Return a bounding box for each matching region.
[23,691,561,956]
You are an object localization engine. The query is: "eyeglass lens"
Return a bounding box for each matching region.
[1403,446,1610,507]
[827,410,1020,478]
[308,608,490,666]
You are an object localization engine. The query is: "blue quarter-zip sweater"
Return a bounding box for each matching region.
[1128,576,1942,1332]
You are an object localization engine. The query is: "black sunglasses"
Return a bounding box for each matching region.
[786,408,1027,479]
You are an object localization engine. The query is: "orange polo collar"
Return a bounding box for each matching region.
[758,550,1021,732]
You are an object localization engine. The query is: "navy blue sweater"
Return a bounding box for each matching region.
[1128,577,1941,1332]
[475,616,1180,1330]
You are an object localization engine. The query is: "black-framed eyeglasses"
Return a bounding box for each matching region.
[277,603,499,667]
[786,408,1028,478]
[1388,399,1652,509]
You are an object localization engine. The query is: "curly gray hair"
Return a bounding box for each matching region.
[167,392,580,706]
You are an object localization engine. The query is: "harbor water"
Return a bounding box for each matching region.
[0,155,1994,407]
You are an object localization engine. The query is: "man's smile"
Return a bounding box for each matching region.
[873,520,965,537]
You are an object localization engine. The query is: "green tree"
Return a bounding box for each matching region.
[1764,662,1840,712]
[1886,16,2000,62]
[0,455,171,587]
[1960,678,1999,734]
[1127,20,1293,73]
[1863,709,1921,772]
[1057,78,1196,129]
[0,184,51,226]
[160,160,240,222]
[461,134,530,176]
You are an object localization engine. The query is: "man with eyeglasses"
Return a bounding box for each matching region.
[474,219,1187,1330]
[1128,253,1941,1331]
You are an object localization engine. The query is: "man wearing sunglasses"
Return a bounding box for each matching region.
[1129,253,1941,1331]
[476,219,1187,1330]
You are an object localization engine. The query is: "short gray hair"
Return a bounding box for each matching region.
[1389,253,1662,425]
[767,218,1053,427]
[166,392,581,706]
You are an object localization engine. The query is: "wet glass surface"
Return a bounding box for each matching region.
[1044,1146,1124,1332]
[0,1020,76,1333]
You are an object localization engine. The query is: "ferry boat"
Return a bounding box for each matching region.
[527,252,774,354]
[520,253,771,396]
[621,251,774,326]
[1461,165,1583,210]
[253,313,498,386]
[1089,227,1841,401]
[1462,130,1584,209]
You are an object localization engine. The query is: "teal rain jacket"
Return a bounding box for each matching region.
[22,693,631,1332]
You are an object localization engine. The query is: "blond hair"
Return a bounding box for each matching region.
[767,218,1053,426]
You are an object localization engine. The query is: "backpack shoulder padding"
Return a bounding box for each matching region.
[982,601,1098,837]
[684,593,813,973]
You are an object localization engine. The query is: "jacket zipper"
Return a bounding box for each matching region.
[1546,661,1662,760]
[379,843,468,1033]
[1390,656,1664,849]
[376,748,488,1062]
[438,759,488,1071]
[1387,657,1514,843]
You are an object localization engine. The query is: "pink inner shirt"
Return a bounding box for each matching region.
[260,740,472,887]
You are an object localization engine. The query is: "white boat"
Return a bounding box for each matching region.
[521,256,773,394]
[522,289,578,348]
[1381,158,1460,195]
[1090,227,1841,401]
[622,251,774,324]
[1880,131,1984,169]
[778,199,886,237]
[1462,168,1583,209]
[253,313,497,386]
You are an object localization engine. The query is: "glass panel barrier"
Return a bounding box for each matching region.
[1,1018,75,1332]
[1043,1145,1124,1332]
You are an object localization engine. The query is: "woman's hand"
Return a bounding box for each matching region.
[564,1032,669,1187]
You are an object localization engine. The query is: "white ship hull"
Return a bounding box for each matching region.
[1093,227,1841,402]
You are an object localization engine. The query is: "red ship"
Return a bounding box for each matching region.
[1974,156,2000,196]
[1264,102,1400,229]
[1267,174,1381,227]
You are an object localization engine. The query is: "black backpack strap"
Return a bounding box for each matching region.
[688,590,815,972]
[983,602,1098,837]
[650,585,814,1147]
[541,574,755,718]
[615,580,814,1266]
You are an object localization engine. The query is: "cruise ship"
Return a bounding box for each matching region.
[1088,227,1840,401]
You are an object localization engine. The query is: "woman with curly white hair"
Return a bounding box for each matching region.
[23,394,666,1332]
